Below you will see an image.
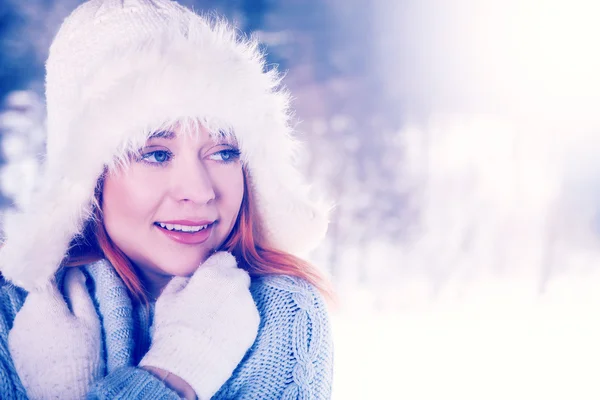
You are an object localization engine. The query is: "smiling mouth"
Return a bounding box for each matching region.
[154,222,213,233]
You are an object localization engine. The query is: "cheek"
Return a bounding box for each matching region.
[229,172,245,210]
[213,166,245,221]
[102,170,161,233]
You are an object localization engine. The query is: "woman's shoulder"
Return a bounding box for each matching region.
[249,274,329,319]
[248,273,333,358]
[217,274,333,399]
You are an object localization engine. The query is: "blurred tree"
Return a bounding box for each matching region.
[263,0,408,281]
[0,2,37,104]
[0,91,46,212]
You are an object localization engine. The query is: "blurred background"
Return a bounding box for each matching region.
[2,0,600,398]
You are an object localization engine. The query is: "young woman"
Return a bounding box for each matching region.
[0,0,333,399]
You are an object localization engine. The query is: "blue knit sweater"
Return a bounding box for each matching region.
[0,260,333,399]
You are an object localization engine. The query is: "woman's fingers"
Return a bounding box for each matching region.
[159,252,246,301]
[188,251,243,286]
[201,252,237,270]
[186,252,251,300]
[161,276,189,296]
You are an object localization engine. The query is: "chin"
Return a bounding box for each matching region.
[154,261,198,277]
[159,251,214,277]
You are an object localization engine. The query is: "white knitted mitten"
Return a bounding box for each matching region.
[139,252,260,400]
[8,268,104,400]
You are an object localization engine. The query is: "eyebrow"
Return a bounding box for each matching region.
[148,130,176,140]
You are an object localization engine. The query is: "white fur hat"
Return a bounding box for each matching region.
[0,0,330,290]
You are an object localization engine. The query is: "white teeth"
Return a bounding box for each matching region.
[157,222,208,233]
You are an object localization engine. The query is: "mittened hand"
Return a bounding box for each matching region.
[8,268,104,400]
[139,252,260,400]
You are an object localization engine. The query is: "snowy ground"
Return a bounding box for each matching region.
[317,110,600,399]
[330,278,600,400]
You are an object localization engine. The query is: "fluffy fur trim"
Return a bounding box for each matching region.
[0,0,330,290]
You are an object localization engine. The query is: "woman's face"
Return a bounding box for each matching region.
[102,124,244,290]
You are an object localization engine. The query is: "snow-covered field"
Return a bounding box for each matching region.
[319,110,600,400]
[331,278,600,400]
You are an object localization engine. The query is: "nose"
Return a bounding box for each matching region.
[170,159,216,204]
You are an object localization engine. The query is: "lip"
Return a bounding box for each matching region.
[154,220,216,245]
[156,219,214,226]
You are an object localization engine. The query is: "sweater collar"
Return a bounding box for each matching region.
[84,259,137,373]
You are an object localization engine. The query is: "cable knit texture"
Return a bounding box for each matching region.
[214,275,334,400]
[0,259,333,399]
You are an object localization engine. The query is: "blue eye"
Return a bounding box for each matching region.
[209,148,241,163]
[141,150,172,164]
